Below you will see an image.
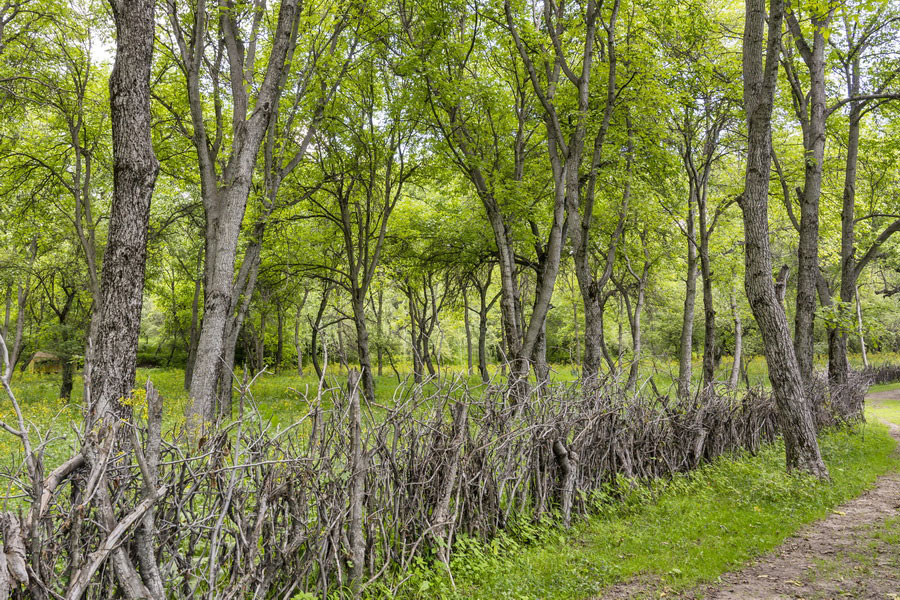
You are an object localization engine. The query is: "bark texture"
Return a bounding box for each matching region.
[88,0,159,424]
[784,3,834,385]
[740,0,828,478]
[678,196,699,398]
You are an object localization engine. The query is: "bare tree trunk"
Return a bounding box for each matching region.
[621,240,651,392]
[740,0,827,478]
[678,192,699,398]
[60,355,74,401]
[351,294,376,403]
[729,290,743,388]
[336,322,348,374]
[855,286,868,368]
[476,283,493,383]
[274,300,284,372]
[310,284,330,379]
[786,6,833,386]
[530,272,550,385]
[698,191,716,386]
[376,290,384,377]
[257,305,267,373]
[294,303,303,377]
[831,104,861,385]
[346,370,366,594]
[572,287,580,365]
[463,289,473,375]
[7,245,36,381]
[87,0,159,426]
[184,0,300,422]
[623,284,646,392]
[408,292,422,384]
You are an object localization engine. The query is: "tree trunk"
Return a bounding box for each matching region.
[8,278,32,380]
[275,300,284,372]
[678,192,699,398]
[530,309,549,385]
[408,293,422,384]
[376,290,384,377]
[185,0,300,422]
[256,307,267,373]
[582,299,606,381]
[294,303,304,377]
[352,294,376,403]
[463,288,473,375]
[336,322,347,374]
[572,289,580,365]
[789,7,831,386]
[310,285,330,379]
[60,355,74,401]
[477,285,490,383]
[729,290,743,388]
[310,323,321,379]
[624,282,646,392]
[855,286,868,368]
[698,189,716,386]
[422,329,437,377]
[833,101,863,385]
[740,0,827,478]
[87,0,159,426]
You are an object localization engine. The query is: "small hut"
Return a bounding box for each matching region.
[27,351,62,374]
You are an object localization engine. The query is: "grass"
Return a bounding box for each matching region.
[391,421,900,599]
[867,381,900,425]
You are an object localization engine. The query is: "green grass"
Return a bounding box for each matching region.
[867,382,900,425]
[392,423,899,600]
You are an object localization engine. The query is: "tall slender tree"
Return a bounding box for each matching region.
[163,0,301,420]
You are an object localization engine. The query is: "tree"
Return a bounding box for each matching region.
[398,0,564,394]
[87,0,160,426]
[162,0,302,421]
[1,2,110,368]
[502,0,627,385]
[827,1,900,384]
[739,0,828,478]
[308,48,419,402]
[781,0,836,385]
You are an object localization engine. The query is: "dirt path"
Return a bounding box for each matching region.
[698,390,900,600]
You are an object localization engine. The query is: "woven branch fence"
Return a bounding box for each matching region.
[0,369,872,599]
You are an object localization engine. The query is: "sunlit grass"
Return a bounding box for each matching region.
[866,381,900,426]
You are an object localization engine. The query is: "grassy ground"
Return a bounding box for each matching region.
[389,393,900,600]
[867,382,900,424]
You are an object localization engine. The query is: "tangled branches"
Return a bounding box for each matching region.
[0,362,874,599]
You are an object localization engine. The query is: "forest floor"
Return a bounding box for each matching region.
[605,389,900,600]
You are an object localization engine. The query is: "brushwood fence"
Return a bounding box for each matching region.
[0,369,875,599]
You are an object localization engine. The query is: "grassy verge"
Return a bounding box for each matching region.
[392,422,899,600]
[867,382,900,424]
